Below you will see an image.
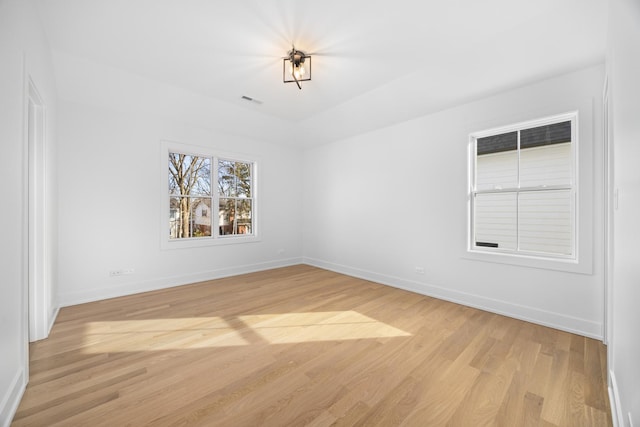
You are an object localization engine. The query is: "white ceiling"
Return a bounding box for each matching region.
[35,0,608,147]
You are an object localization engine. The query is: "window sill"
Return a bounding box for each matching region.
[463,249,592,274]
[161,235,261,250]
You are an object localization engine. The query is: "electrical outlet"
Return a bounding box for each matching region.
[109,268,135,277]
[415,266,425,274]
[277,249,285,255]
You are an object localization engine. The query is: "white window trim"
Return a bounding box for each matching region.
[465,112,590,273]
[160,140,260,250]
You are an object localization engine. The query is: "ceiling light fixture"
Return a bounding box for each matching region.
[283,46,311,90]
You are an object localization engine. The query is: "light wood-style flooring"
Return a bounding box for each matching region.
[13,265,611,426]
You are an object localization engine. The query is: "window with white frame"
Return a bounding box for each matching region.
[469,113,577,258]
[217,159,253,236]
[166,143,256,246]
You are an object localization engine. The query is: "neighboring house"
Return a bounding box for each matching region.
[218,203,251,235]
[474,131,573,256]
[193,200,211,235]
[169,200,212,238]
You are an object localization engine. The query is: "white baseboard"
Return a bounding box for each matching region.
[57,256,602,338]
[609,370,624,427]
[47,305,60,335]
[303,257,603,339]
[59,257,304,307]
[0,368,26,427]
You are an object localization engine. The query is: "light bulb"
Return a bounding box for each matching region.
[291,62,305,79]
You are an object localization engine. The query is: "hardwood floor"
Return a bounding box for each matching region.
[13,265,611,426]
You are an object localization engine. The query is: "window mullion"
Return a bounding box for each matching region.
[517,184,574,192]
[516,130,521,252]
[212,156,220,238]
[233,163,238,235]
[233,198,238,235]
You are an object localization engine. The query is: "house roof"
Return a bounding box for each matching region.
[477,120,572,155]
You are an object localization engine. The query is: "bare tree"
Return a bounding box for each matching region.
[169,153,211,238]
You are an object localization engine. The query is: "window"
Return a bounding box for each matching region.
[169,153,212,238]
[469,113,576,259]
[217,159,253,236]
[163,142,257,248]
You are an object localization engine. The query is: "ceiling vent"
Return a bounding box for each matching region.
[241,95,263,105]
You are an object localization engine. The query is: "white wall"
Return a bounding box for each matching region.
[608,0,640,425]
[303,64,605,338]
[0,0,58,425]
[56,99,303,305]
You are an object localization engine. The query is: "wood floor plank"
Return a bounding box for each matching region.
[12,265,612,426]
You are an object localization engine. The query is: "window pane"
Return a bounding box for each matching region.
[218,160,236,197]
[474,192,517,250]
[477,132,518,155]
[520,121,571,149]
[169,196,192,239]
[236,199,252,234]
[518,190,572,255]
[235,162,252,198]
[219,198,235,235]
[192,198,212,237]
[193,158,211,196]
[169,153,211,196]
[519,142,571,188]
[218,160,252,198]
[169,196,212,239]
[476,132,518,191]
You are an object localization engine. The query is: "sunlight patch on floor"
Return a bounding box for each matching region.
[81,311,411,353]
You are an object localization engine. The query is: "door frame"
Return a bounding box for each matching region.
[602,76,613,347]
[25,76,48,343]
